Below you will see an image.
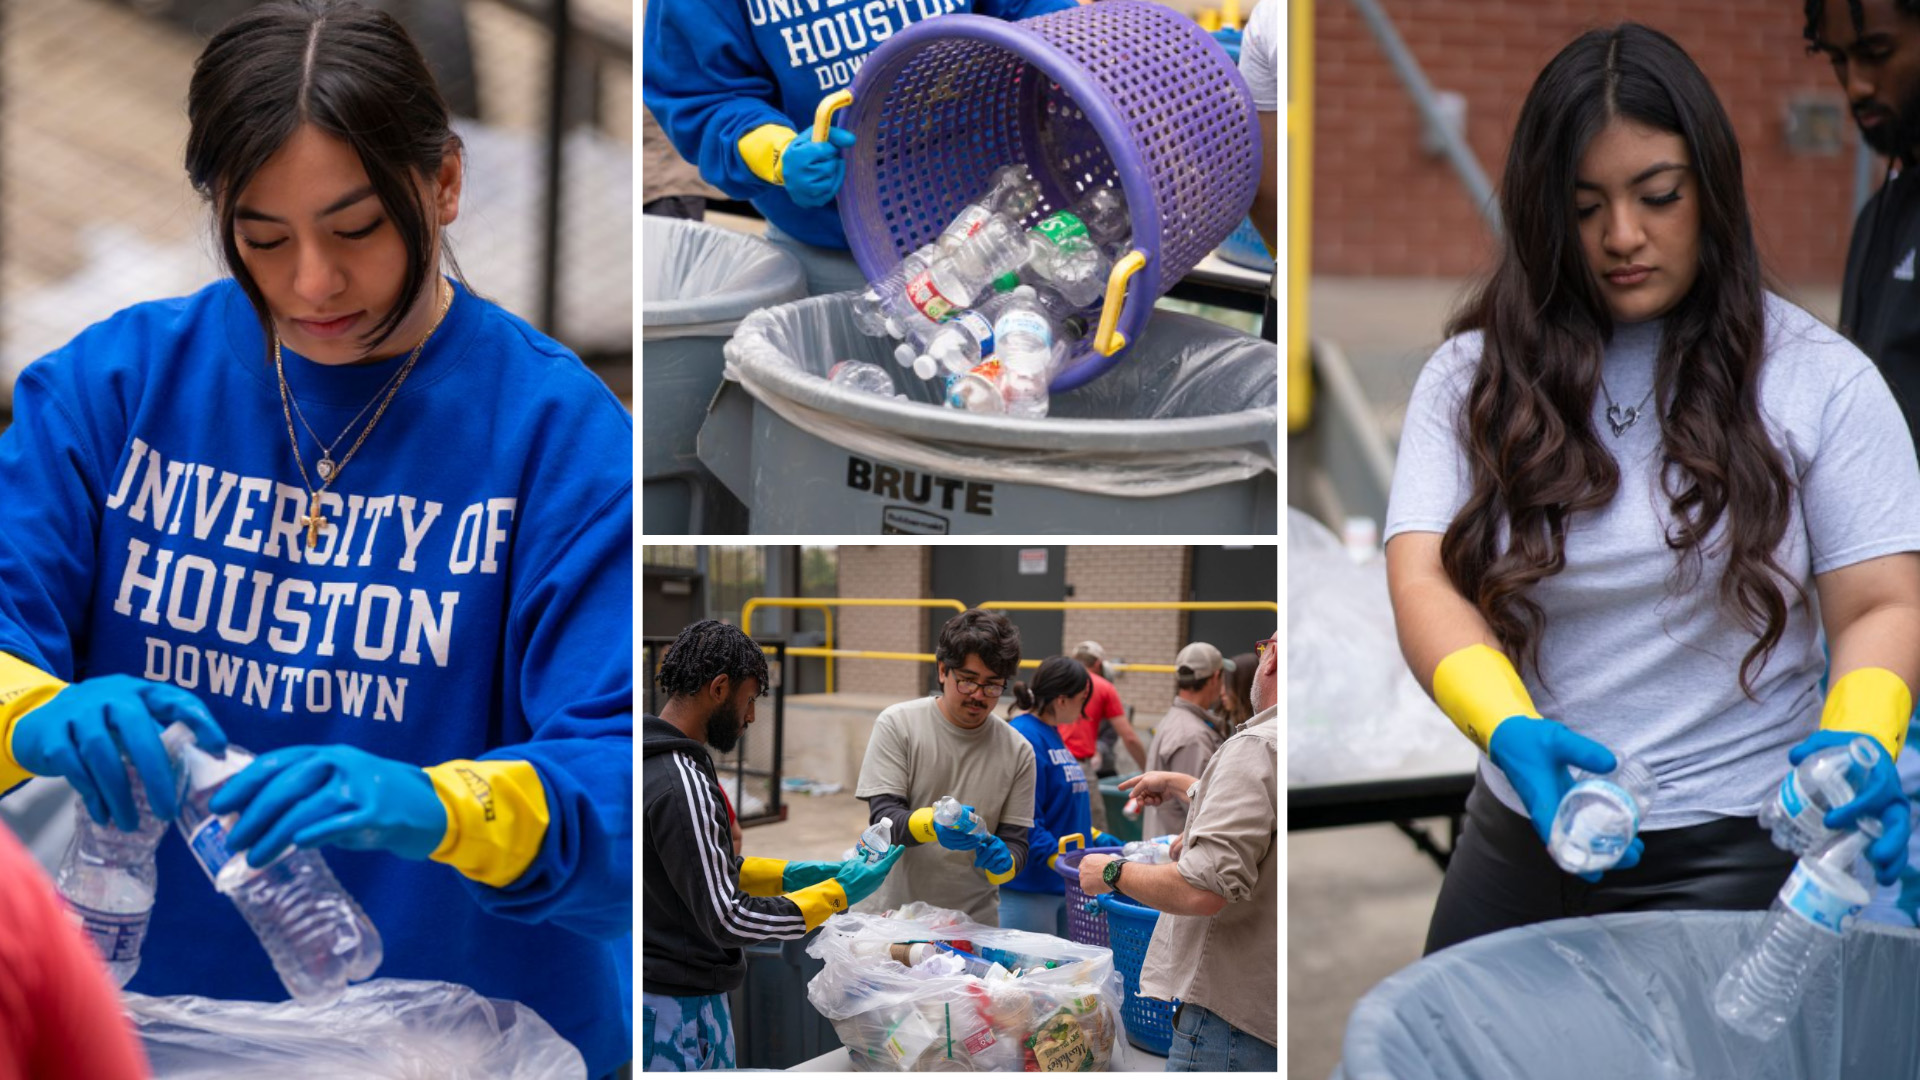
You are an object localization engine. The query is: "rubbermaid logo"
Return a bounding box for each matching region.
[882,506,949,534]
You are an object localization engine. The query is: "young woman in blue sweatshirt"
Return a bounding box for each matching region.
[1001,655,1125,936]
[0,2,631,1073]
[642,0,1078,294]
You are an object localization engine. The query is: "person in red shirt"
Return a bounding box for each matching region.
[0,823,149,1079]
[1067,642,1147,831]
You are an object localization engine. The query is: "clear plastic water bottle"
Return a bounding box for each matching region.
[851,244,941,341]
[1025,188,1131,307]
[932,795,991,841]
[937,165,1044,252]
[946,358,1011,415]
[1548,754,1658,875]
[909,218,1037,322]
[175,739,383,1005]
[1120,839,1172,864]
[1714,819,1879,1040]
[992,286,1066,419]
[856,818,894,864]
[827,360,900,397]
[1759,735,1881,855]
[53,722,190,987]
[912,280,1020,379]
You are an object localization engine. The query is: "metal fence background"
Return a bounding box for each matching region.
[0,0,633,423]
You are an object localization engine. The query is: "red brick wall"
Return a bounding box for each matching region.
[1314,1,1859,284]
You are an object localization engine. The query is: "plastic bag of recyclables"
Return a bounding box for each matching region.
[807,902,1130,1071]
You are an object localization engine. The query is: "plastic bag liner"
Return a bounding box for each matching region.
[1335,911,1920,1080]
[722,293,1276,498]
[805,904,1132,1071]
[125,978,587,1079]
[642,217,807,340]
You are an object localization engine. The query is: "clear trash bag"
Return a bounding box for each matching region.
[806,905,1131,1071]
[642,217,807,341]
[125,978,586,1079]
[722,293,1276,498]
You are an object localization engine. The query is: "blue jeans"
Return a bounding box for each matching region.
[997,886,1068,937]
[1165,1002,1276,1072]
[641,991,736,1071]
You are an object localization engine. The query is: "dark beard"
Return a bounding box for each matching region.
[1861,83,1920,160]
[706,698,743,754]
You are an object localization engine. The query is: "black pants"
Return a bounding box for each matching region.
[1423,780,1796,956]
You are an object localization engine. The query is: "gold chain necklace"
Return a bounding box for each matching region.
[275,281,453,549]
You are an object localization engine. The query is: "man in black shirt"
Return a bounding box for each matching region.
[1807,0,1920,435]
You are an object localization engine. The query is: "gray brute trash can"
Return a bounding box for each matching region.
[701,294,1277,534]
[642,218,806,533]
[1334,911,1920,1080]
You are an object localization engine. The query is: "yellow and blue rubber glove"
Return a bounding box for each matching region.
[0,659,225,831]
[737,850,901,930]
[1433,644,1642,881]
[737,123,857,208]
[972,835,1015,882]
[212,746,550,888]
[1792,667,1913,885]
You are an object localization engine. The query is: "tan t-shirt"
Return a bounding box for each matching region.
[1143,699,1226,838]
[1138,708,1277,1047]
[852,696,1038,925]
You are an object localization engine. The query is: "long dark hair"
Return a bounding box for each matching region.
[1011,656,1091,720]
[185,0,467,359]
[1442,23,1797,694]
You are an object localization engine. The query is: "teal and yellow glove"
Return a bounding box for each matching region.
[1434,644,1642,880]
[779,859,843,892]
[0,658,225,830]
[835,842,906,905]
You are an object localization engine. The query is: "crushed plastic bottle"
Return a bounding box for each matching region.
[827,360,901,398]
[54,722,190,987]
[932,795,992,842]
[1025,188,1130,307]
[1547,754,1657,875]
[856,818,894,864]
[175,738,383,1005]
[1120,838,1172,864]
[1714,818,1879,1040]
[945,358,1011,415]
[1759,735,1882,856]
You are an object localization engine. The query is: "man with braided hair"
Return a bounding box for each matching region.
[642,619,903,1071]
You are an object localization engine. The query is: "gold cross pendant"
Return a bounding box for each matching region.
[303,496,328,550]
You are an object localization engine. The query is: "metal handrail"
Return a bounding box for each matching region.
[773,645,1180,676]
[738,597,967,692]
[976,600,1278,613]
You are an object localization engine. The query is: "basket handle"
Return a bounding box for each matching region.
[1057,833,1086,855]
[813,89,853,142]
[1092,250,1148,357]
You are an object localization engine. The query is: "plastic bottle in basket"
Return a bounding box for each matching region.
[1547,754,1657,875]
[1026,188,1131,307]
[851,244,940,340]
[827,360,900,397]
[1713,819,1878,1040]
[937,165,1044,252]
[175,738,383,1005]
[993,285,1069,419]
[1758,735,1881,855]
[53,722,190,987]
[911,219,1036,323]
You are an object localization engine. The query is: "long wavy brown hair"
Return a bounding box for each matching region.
[1441,24,1798,695]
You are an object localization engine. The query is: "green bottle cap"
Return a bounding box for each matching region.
[994,272,1019,292]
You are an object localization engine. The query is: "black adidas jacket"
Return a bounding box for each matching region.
[1842,165,1920,443]
[642,715,808,997]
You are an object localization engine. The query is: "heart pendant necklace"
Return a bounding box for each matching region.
[1601,379,1655,438]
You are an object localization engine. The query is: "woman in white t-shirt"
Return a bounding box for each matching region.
[1383,22,1920,954]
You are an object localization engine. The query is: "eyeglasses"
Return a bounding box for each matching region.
[1254,637,1276,655]
[952,674,1006,699]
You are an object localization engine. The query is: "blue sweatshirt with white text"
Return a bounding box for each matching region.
[1005,711,1091,895]
[642,0,1076,249]
[0,279,633,1075]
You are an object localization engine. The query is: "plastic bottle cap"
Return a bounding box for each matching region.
[1013,284,1035,300]
[894,343,917,366]
[994,272,1020,292]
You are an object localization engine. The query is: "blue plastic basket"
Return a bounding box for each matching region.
[1052,837,1125,949]
[1096,892,1178,1056]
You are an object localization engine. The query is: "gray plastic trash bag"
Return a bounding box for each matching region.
[720,293,1276,498]
[642,218,806,340]
[1336,911,1920,1080]
[127,978,587,1079]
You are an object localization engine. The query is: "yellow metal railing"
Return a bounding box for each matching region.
[977,601,1278,614]
[777,646,1180,675]
[1287,0,1313,432]
[740,597,966,692]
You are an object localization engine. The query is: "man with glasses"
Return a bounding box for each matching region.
[1140,642,1236,840]
[1081,633,1278,1071]
[852,608,1038,925]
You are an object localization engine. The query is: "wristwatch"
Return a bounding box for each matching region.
[1102,857,1128,899]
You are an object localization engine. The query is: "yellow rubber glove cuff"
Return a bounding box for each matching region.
[424,759,552,888]
[0,653,66,791]
[739,856,789,897]
[738,124,799,186]
[785,878,849,931]
[1820,667,1912,761]
[984,862,1018,885]
[908,805,938,844]
[1431,644,1540,754]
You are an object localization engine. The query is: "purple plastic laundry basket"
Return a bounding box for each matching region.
[833,1,1261,391]
[1053,843,1124,949]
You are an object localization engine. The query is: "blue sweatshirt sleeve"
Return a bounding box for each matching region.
[1014,721,1064,865]
[977,0,1079,25]
[0,366,105,683]
[642,0,793,202]
[459,453,634,939]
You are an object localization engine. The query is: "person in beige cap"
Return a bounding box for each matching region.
[1141,643,1234,839]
